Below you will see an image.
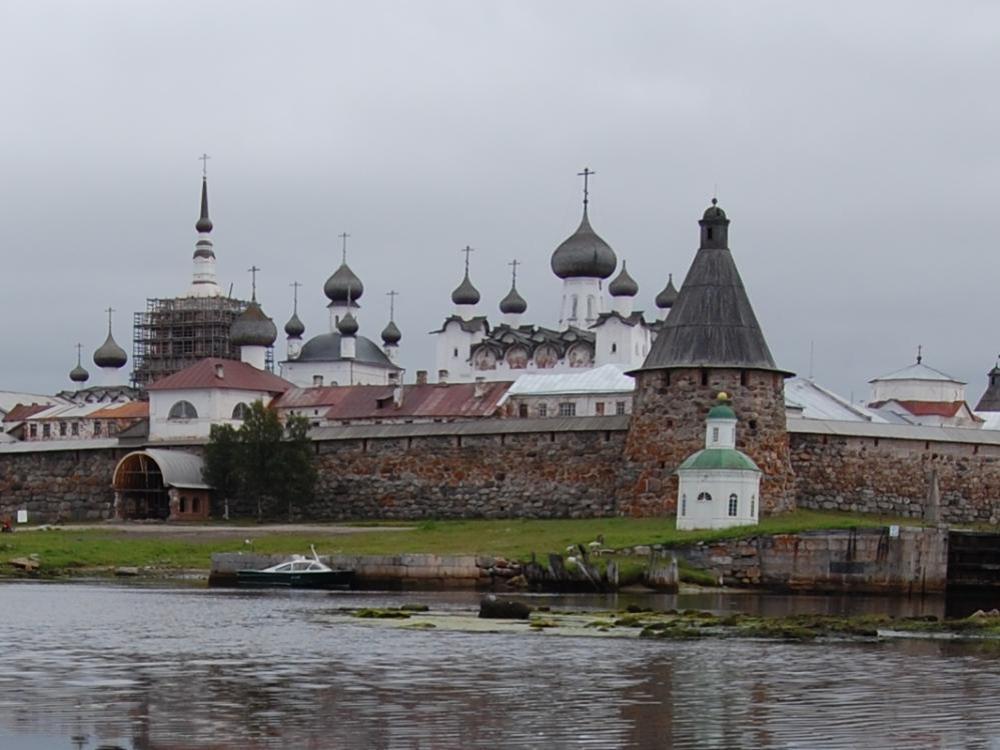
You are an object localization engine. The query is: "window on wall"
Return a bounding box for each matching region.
[729,493,738,516]
[615,401,627,416]
[538,403,548,418]
[697,491,712,502]
[71,422,79,436]
[571,296,579,319]
[29,423,36,438]
[42,424,50,438]
[750,496,756,517]
[586,296,595,320]
[168,400,198,420]
[94,421,102,436]
[558,402,576,417]
[712,427,719,443]
[232,402,250,420]
[59,422,67,437]
[595,402,605,416]
[681,494,687,516]
[180,496,187,513]
[611,343,617,354]
[518,404,528,418]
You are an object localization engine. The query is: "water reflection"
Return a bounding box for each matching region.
[1,582,1000,749]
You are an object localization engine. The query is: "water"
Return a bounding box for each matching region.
[2,582,1000,749]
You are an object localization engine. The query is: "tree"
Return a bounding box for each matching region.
[203,401,317,521]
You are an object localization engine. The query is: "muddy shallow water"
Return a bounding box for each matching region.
[2,583,1000,749]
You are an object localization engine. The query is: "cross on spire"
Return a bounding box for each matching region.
[577,167,595,208]
[508,259,520,285]
[199,153,211,177]
[338,232,351,264]
[290,281,302,313]
[917,344,923,364]
[461,245,474,273]
[75,342,83,364]
[247,265,260,301]
[105,306,115,333]
[387,289,399,320]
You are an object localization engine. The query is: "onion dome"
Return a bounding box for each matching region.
[655,274,678,309]
[337,311,359,336]
[324,263,364,304]
[707,392,737,420]
[451,271,481,305]
[608,261,638,297]
[70,346,89,383]
[550,210,617,279]
[284,312,305,338]
[93,333,127,369]
[499,283,527,314]
[381,319,401,345]
[230,301,278,347]
[195,177,213,234]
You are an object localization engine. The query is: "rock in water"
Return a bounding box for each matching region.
[479,595,531,619]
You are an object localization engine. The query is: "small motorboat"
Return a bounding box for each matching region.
[236,546,353,589]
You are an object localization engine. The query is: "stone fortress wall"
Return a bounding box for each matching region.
[3,416,1000,525]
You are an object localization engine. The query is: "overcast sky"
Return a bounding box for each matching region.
[2,1,998,403]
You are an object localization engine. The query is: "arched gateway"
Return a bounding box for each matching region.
[112,449,212,521]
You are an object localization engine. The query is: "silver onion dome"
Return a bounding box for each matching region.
[550,210,617,279]
[337,311,359,336]
[324,263,364,304]
[608,261,638,297]
[381,319,401,345]
[499,284,527,314]
[451,271,481,305]
[93,332,128,369]
[284,311,305,338]
[655,274,678,309]
[230,301,278,347]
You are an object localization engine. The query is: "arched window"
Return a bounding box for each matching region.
[232,402,250,420]
[697,491,712,502]
[586,296,595,320]
[728,493,738,517]
[168,400,198,420]
[751,496,756,517]
[681,494,687,516]
[571,295,579,319]
[611,343,617,354]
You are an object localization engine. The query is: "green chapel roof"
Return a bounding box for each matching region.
[677,448,760,472]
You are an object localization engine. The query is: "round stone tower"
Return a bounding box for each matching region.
[621,200,795,516]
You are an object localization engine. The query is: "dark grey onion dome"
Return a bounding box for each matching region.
[230,301,278,347]
[337,311,359,336]
[550,211,617,279]
[284,311,305,338]
[324,263,364,304]
[93,332,128,369]
[608,261,638,297]
[381,319,401,345]
[655,274,678,309]
[195,177,213,233]
[499,283,527,314]
[70,362,90,383]
[451,271,481,305]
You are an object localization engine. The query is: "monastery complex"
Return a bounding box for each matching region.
[2,169,1000,529]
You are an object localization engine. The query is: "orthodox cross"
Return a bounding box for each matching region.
[105,306,115,332]
[461,245,474,273]
[247,265,260,300]
[75,343,83,365]
[917,344,923,364]
[338,232,351,264]
[508,259,520,285]
[290,281,302,313]
[577,167,595,207]
[199,153,211,177]
[386,289,399,321]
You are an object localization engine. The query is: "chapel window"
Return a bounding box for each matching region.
[681,494,687,516]
[168,400,198,420]
[697,491,712,502]
[232,402,250,420]
[729,493,738,517]
[712,427,719,443]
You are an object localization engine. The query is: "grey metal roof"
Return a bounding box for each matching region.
[122,448,211,489]
[309,414,629,442]
[499,283,527,314]
[550,210,617,279]
[429,315,489,335]
[0,438,121,454]
[294,332,401,369]
[633,206,787,375]
[451,271,481,305]
[324,263,364,303]
[608,261,638,297]
[788,417,1000,446]
[868,361,964,385]
[975,366,1000,412]
[230,301,278,347]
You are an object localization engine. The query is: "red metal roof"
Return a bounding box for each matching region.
[90,401,150,419]
[273,381,512,421]
[146,358,292,394]
[2,403,52,422]
[870,400,967,418]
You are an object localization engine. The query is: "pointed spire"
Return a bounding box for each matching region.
[196,154,213,233]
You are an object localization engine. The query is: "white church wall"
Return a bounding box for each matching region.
[280,359,394,388]
[870,378,965,404]
[676,469,760,530]
[148,388,276,441]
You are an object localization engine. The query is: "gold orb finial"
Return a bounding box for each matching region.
[717,391,730,402]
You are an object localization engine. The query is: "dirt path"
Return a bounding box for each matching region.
[21,522,414,540]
